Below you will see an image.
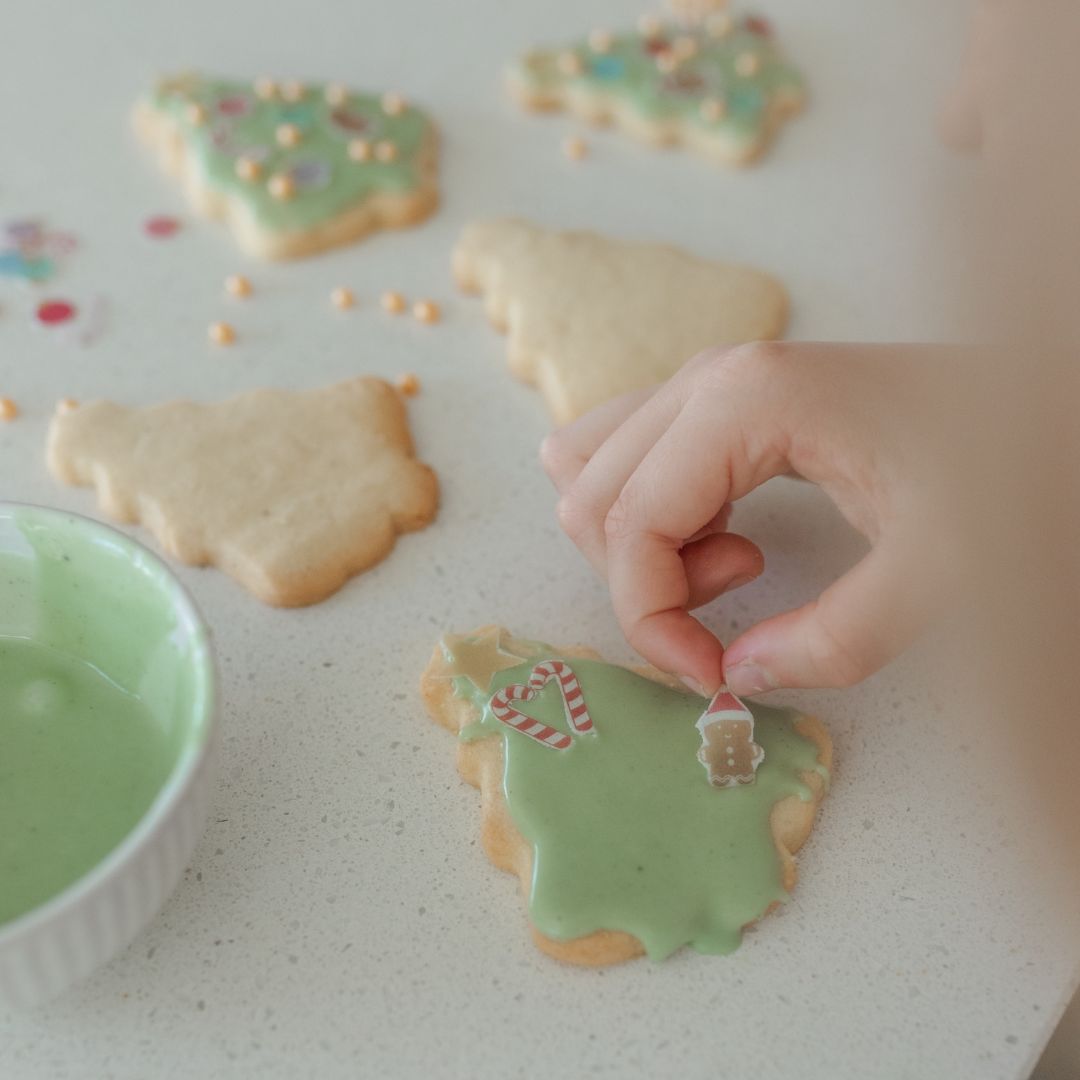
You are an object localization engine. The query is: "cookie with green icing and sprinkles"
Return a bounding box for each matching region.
[133,74,439,259]
[507,11,805,166]
[422,627,831,965]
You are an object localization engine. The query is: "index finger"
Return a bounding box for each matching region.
[604,390,788,692]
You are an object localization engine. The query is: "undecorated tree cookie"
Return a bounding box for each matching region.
[422,626,831,965]
[47,378,438,606]
[507,11,805,166]
[134,74,439,258]
[453,217,787,423]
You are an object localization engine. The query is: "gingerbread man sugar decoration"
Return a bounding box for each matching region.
[695,688,765,788]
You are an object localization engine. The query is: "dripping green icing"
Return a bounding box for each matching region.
[511,18,804,153]
[453,653,827,959]
[144,75,433,231]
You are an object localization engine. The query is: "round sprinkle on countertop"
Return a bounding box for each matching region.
[412,299,440,324]
[331,287,355,310]
[225,274,252,298]
[563,135,589,160]
[0,398,19,421]
[381,290,406,314]
[395,373,421,396]
[57,397,79,414]
[208,321,236,346]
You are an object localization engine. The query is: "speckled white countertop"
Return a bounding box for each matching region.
[1,1,1076,1077]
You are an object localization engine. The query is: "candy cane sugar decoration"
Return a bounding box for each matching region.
[695,687,765,788]
[488,660,595,750]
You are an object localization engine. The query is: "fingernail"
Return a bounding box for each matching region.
[725,660,779,697]
[722,573,756,595]
[679,675,707,696]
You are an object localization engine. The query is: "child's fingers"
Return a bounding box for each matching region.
[540,386,658,495]
[554,368,698,575]
[681,532,764,610]
[722,542,923,693]
[603,392,790,691]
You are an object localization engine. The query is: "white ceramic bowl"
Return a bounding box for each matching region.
[0,504,216,1008]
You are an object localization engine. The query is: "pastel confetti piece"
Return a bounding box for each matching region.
[144,215,181,238]
[36,299,77,325]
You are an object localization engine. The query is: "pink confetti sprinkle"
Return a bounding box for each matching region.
[36,299,77,326]
[144,215,181,238]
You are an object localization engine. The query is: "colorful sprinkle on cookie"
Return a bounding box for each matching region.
[507,11,805,166]
[135,73,439,258]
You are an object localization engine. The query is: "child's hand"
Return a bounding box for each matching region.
[542,343,958,696]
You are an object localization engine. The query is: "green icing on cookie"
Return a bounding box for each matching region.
[452,651,826,959]
[510,14,804,157]
[143,74,434,232]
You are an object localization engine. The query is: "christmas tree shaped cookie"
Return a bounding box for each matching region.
[134,74,439,258]
[422,627,831,965]
[46,378,438,606]
[508,10,805,166]
[453,217,787,423]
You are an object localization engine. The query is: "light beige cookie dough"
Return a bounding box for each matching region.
[46,378,438,606]
[134,73,439,259]
[453,217,788,423]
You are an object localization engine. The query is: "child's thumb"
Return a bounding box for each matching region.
[721,544,924,694]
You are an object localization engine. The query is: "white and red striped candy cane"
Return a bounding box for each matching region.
[488,660,595,751]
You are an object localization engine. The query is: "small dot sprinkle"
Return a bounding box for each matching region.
[36,299,77,326]
[144,215,181,238]
[208,321,236,346]
[57,397,79,414]
[348,139,373,162]
[276,123,302,148]
[0,398,19,422]
[381,92,406,116]
[381,290,406,315]
[268,173,296,200]
[254,77,278,100]
[374,141,398,163]
[331,287,355,310]
[562,135,589,161]
[395,373,421,397]
[412,299,440,324]
[225,274,252,298]
[186,103,207,126]
[235,156,262,181]
[281,80,306,102]
[324,82,348,106]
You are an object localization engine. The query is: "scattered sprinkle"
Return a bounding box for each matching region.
[225,274,252,298]
[281,80,306,103]
[57,397,79,414]
[276,123,302,148]
[396,373,421,397]
[36,299,77,326]
[330,286,355,310]
[348,139,372,162]
[254,77,278,100]
[0,398,19,422]
[144,215,181,239]
[381,290,406,315]
[268,173,296,200]
[186,103,207,126]
[325,82,348,106]
[374,141,398,163]
[208,321,236,346]
[412,299,440,324]
[235,156,262,182]
[381,92,406,116]
[562,135,589,161]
